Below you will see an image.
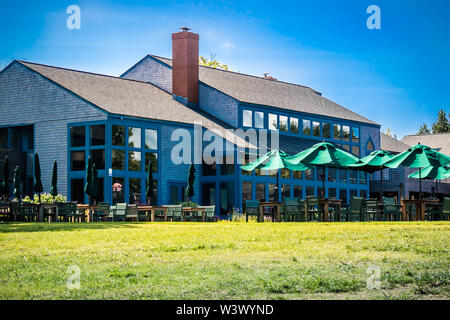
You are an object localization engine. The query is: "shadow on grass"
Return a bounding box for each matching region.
[0,222,141,233]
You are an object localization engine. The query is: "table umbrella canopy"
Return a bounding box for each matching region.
[408,164,450,180]
[285,142,360,168]
[383,144,450,169]
[1,156,10,199]
[348,150,393,173]
[49,160,58,197]
[241,149,310,172]
[13,165,21,200]
[145,161,155,204]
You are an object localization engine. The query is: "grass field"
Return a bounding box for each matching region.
[0,221,449,300]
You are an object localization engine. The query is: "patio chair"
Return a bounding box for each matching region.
[245,200,260,222]
[57,202,80,222]
[9,201,22,221]
[382,197,402,221]
[363,198,380,221]
[305,196,319,221]
[163,205,182,222]
[21,203,39,222]
[0,202,10,222]
[197,205,216,222]
[112,203,127,222]
[426,197,450,221]
[125,204,139,222]
[283,197,304,222]
[333,196,364,222]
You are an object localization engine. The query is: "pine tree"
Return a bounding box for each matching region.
[431,109,450,133]
[417,123,431,135]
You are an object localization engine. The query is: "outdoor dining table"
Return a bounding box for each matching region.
[318,198,342,222]
[182,207,205,222]
[0,202,10,221]
[259,201,282,222]
[136,205,168,222]
[39,203,59,222]
[401,199,439,221]
[77,204,98,223]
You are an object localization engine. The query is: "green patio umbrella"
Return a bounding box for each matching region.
[91,162,99,204]
[33,153,44,203]
[408,164,450,197]
[285,142,360,199]
[384,143,450,199]
[49,160,58,197]
[241,149,310,201]
[13,165,21,201]
[1,156,10,201]
[145,161,155,205]
[348,150,394,199]
[184,163,196,203]
[84,156,93,204]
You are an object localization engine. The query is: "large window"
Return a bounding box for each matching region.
[255,112,264,128]
[128,127,141,148]
[342,126,350,142]
[71,126,85,147]
[90,125,105,146]
[269,114,278,130]
[333,124,341,140]
[303,120,311,135]
[243,110,252,127]
[290,117,299,133]
[323,123,331,138]
[313,121,321,137]
[279,116,288,132]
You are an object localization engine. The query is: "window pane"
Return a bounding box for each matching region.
[342,126,350,141]
[203,159,217,176]
[71,151,85,171]
[145,129,158,150]
[70,126,85,147]
[359,171,367,184]
[256,183,265,201]
[112,125,125,146]
[281,168,290,178]
[128,127,141,148]
[269,114,278,130]
[282,184,290,200]
[243,110,252,127]
[71,179,84,203]
[360,190,367,198]
[349,189,357,199]
[349,170,358,184]
[220,182,234,215]
[269,183,277,201]
[339,169,347,183]
[293,171,303,179]
[352,127,359,143]
[145,152,158,172]
[279,116,288,132]
[317,167,325,181]
[303,120,311,135]
[202,183,216,205]
[0,128,7,148]
[328,167,337,182]
[328,188,336,198]
[241,152,251,176]
[129,178,141,204]
[90,149,105,170]
[333,124,341,140]
[305,169,313,180]
[352,146,360,157]
[112,177,124,204]
[97,178,104,203]
[323,123,331,138]
[112,149,125,170]
[339,189,348,204]
[290,118,299,133]
[306,186,315,196]
[242,182,252,201]
[128,151,141,171]
[313,121,321,137]
[293,185,303,198]
[254,111,264,128]
[90,125,105,146]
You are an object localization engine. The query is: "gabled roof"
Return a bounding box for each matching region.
[17,60,251,148]
[380,132,409,154]
[149,55,378,126]
[401,132,450,156]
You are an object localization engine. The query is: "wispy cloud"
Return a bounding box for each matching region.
[221,40,236,52]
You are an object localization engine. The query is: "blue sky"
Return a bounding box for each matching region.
[1,0,449,138]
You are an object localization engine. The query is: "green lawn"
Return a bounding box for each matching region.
[0,221,449,300]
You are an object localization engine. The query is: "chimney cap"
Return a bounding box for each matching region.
[180,27,191,32]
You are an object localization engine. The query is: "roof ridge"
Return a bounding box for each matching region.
[149,54,319,93]
[17,60,156,86]
[403,132,450,137]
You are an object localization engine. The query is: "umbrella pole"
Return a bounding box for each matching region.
[419,168,422,200]
[380,167,383,201]
[276,171,280,202]
[322,167,325,199]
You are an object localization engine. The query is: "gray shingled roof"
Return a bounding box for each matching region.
[380,132,410,154]
[150,55,378,126]
[401,133,450,156]
[18,61,251,148]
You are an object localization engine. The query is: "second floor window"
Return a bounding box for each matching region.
[243,110,252,127]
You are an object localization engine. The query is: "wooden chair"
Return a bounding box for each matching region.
[197,205,216,222]
[57,202,80,222]
[245,200,260,222]
[382,197,402,221]
[163,205,182,222]
[283,197,304,222]
[426,197,450,221]
[21,203,39,222]
[0,202,10,222]
[112,203,127,222]
[125,204,138,221]
[305,196,319,221]
[334,196,364,222]
[9,201,22,221]
[363,198,379,221]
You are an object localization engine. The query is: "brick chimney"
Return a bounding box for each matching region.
[172,27,199,106]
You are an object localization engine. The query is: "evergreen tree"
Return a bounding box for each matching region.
[417,123,431,135]
[431,109,450,133]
